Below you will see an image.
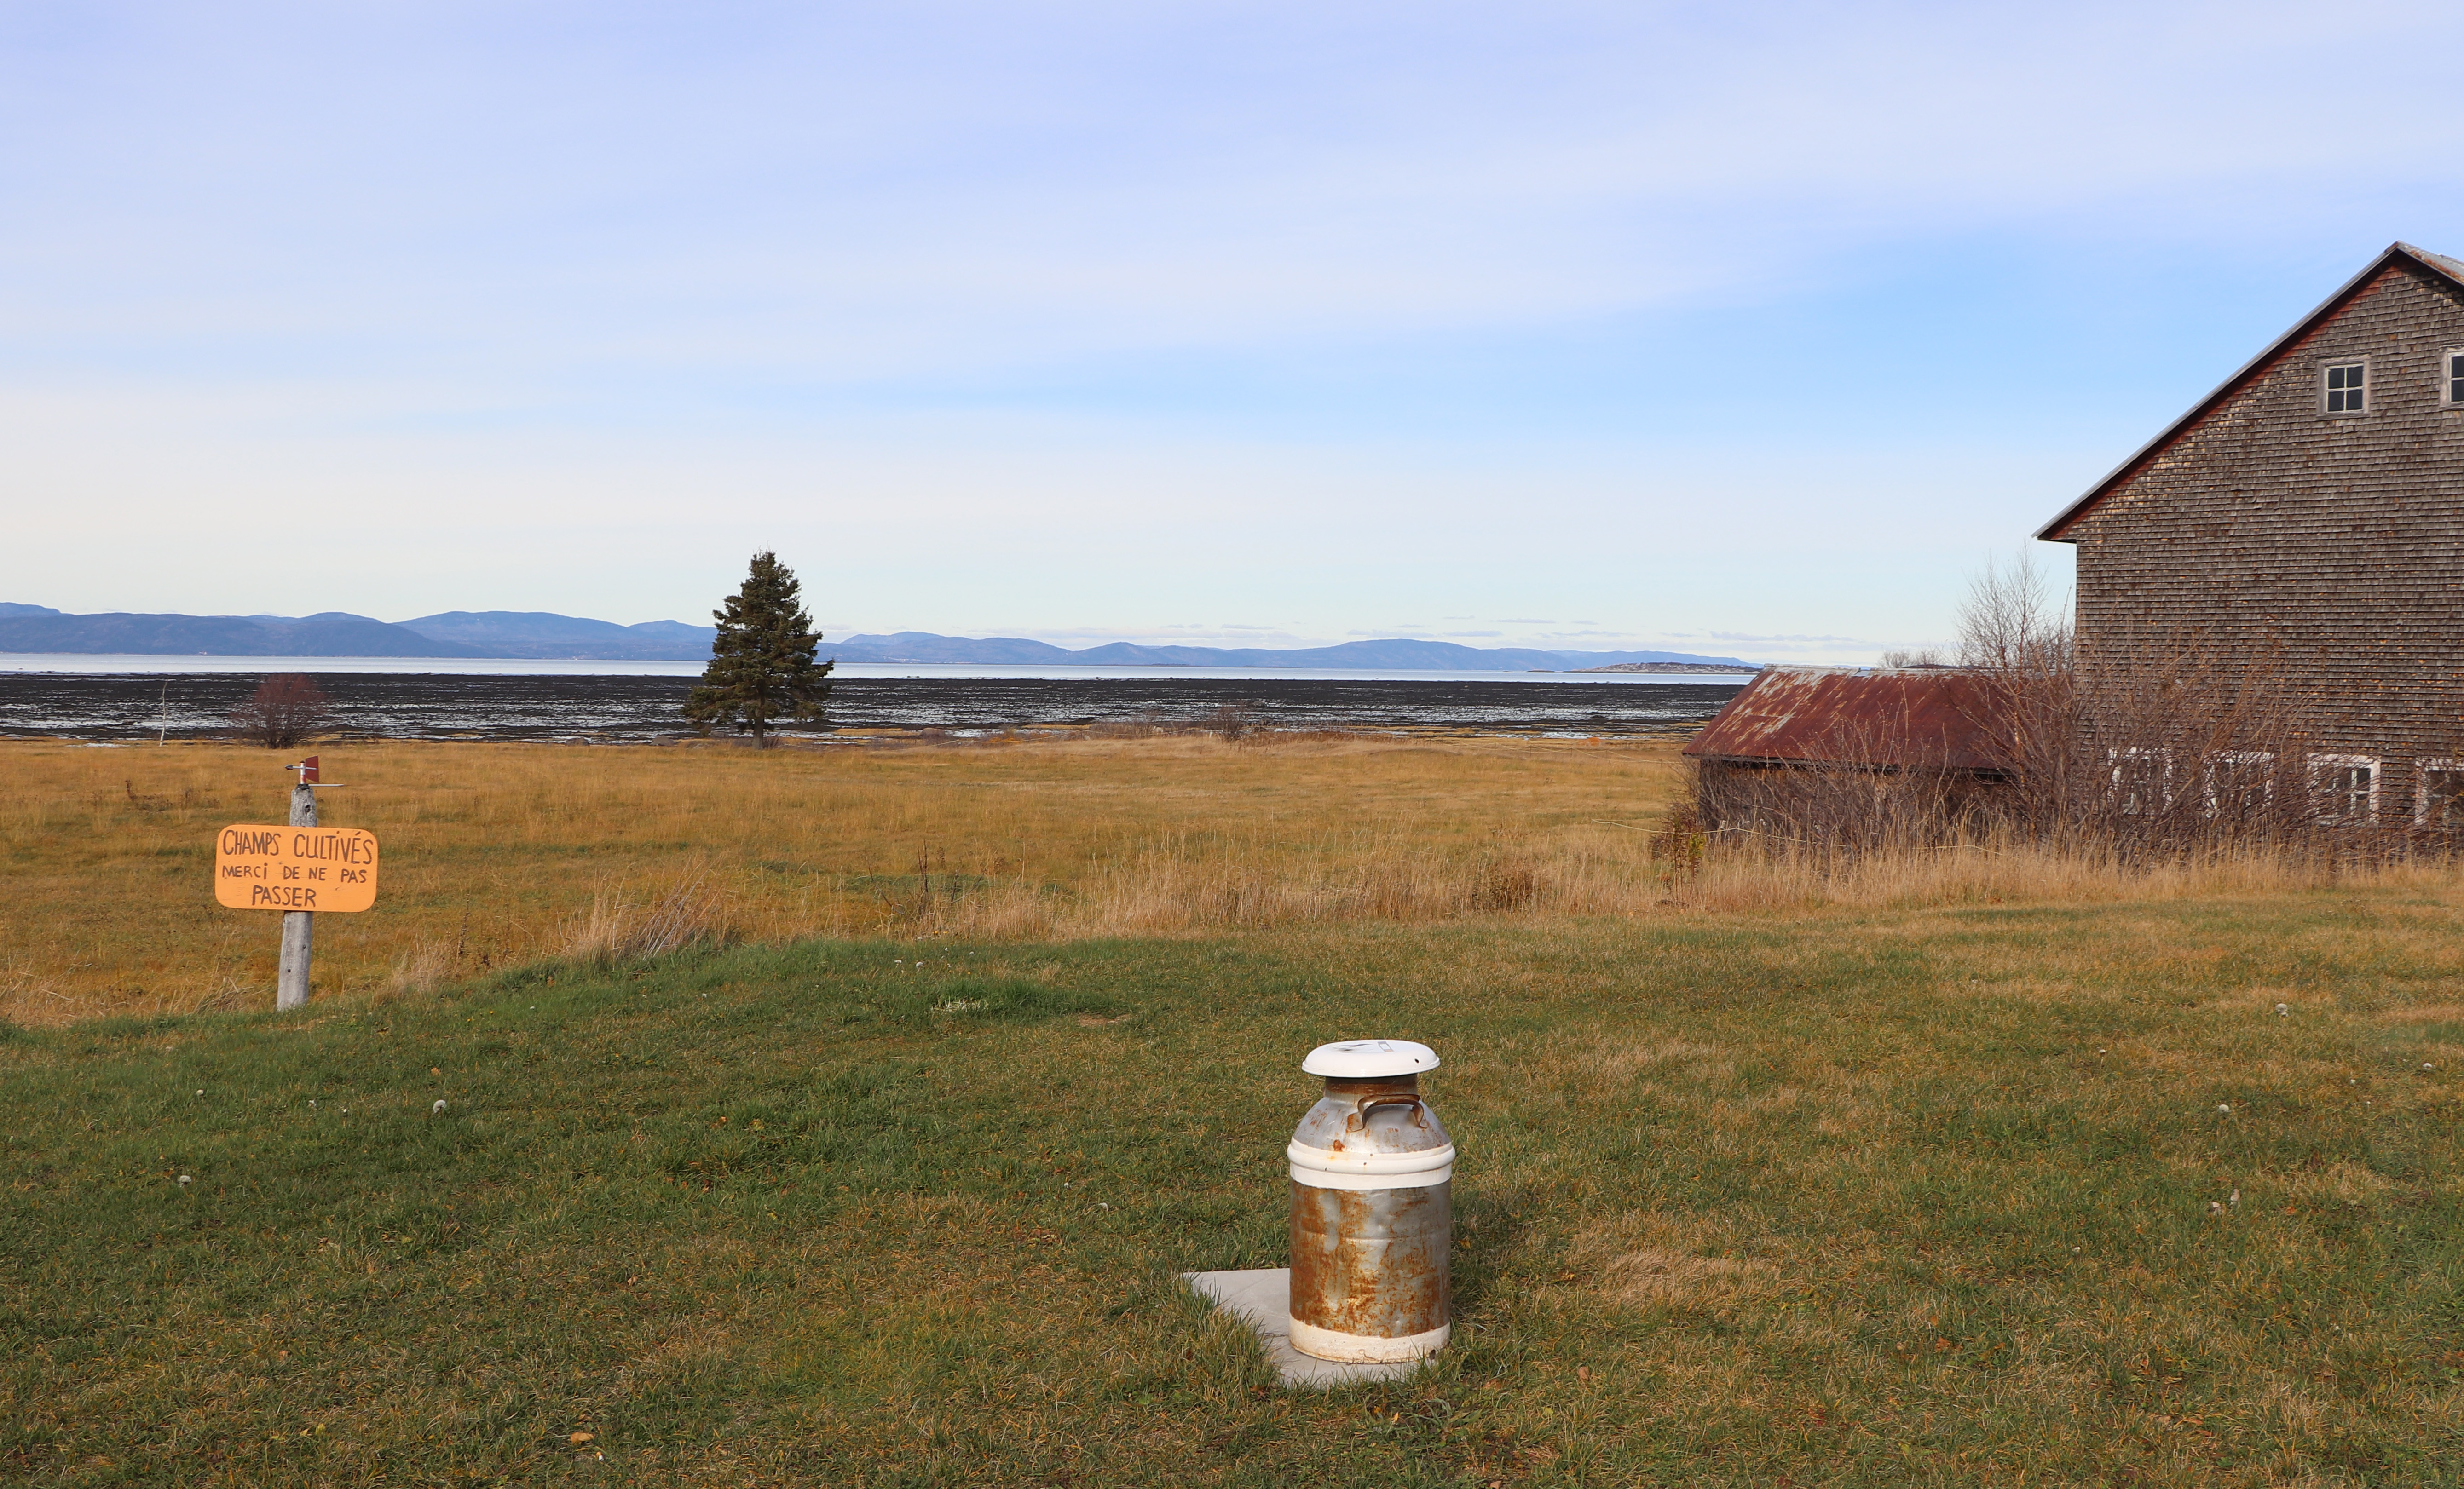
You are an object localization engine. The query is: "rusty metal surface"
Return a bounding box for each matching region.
[1291,1075,1452,1157]
[1288,1181,1452,1340]
[1681,667,2008,771]
[1287,1072,1454,1348]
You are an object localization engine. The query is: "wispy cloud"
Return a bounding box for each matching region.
[0,4,2452,659]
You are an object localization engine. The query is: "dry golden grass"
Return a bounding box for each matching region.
[7,731,2463,1025]
[0,733,1673,1023]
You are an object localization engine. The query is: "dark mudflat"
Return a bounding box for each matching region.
[0,672,1740,743]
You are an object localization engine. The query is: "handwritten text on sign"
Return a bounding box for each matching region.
[214,824,381,912]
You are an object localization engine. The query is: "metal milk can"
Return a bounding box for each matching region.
[1286,1039,1454,1363]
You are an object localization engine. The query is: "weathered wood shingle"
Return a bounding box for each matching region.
[2040,244,2464,820]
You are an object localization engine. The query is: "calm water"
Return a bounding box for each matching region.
[0,654,1752,685]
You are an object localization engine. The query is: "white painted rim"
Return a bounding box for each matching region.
[1287,1138,1454,1179]
[1288,1317,1450,1363]
[1290,1160,1452,1191]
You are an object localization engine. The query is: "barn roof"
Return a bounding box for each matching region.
[1682,666,2008,772]
[2036,241,2464,543]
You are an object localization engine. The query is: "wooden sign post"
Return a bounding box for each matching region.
[277,774,317,1010]
[214,756,379,1010]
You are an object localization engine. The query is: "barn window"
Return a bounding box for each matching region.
[2307,753,2380,822]
[2322,361,2367,414]
[2109,748,2172,815]
[2203,750,2274,818]
[2444,350,2464,409]
[2416,759,2464,826]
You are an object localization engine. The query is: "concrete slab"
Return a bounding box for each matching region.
[1181,1268,1430,1389]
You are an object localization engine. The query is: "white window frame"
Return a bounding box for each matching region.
[2202,749,2275,818]
[2320,358,2370,417]
[2443,349,2464,411]
[2307,753,2381,823]
[2415,758,2464,827]
[2108,747,2174,816]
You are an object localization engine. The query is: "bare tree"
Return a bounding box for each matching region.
[1954,552,2075,676]
[230,674,335,749]
[1952,553,2087,840]
[1954,553,2347,859]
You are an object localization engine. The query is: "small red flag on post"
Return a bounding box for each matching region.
[293,755,320,784]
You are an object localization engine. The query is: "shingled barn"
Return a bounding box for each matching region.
[2037,241,2464,831]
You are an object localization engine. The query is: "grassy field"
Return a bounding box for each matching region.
[4,903,2463,1484]
[4,736,2462,1483]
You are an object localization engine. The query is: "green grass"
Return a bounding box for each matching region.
[5,895,2464,1485]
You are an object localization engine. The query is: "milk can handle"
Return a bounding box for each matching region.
[1344,1094,1428,1133]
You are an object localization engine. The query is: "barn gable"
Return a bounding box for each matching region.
[2037,241,2464,543]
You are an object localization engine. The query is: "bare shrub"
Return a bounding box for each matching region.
[229,673,335,749]
[1651,793,1708,880]
[1953,554,2366,862]
[1207,703,1258,741]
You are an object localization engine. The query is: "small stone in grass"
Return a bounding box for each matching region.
[2217,1104,2232,1114]
[177,1175,191,1186]
[2276,1003,2290,1016]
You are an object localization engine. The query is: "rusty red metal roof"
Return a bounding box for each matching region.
[1682,667,2008,771]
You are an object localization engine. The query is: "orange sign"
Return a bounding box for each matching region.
[214,824,381,912]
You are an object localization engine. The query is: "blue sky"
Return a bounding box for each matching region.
[6,2,2463,661]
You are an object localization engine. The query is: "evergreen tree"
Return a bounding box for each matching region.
[684,551,833,747]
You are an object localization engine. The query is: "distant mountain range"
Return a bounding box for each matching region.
[0,604,1758,671]
[826,631,1756,671]
[0,605,492,658]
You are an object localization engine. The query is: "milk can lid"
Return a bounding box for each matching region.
[1301,1039,1440,1078]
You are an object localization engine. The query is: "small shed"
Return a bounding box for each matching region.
[1681,667,2011,835]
